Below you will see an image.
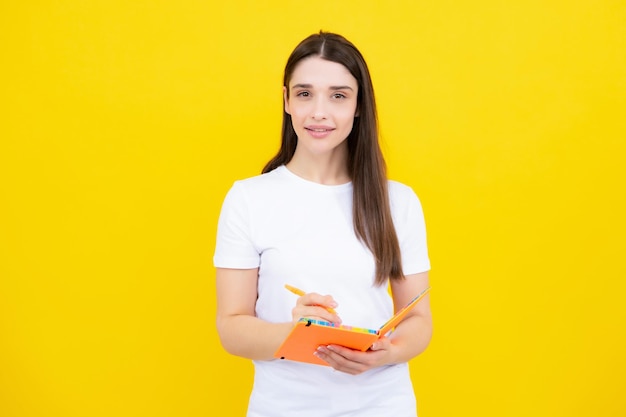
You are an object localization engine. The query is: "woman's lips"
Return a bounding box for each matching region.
[305,126,335,138]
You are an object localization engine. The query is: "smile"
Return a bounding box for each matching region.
[305,127,334,132]
[304,126,335,139]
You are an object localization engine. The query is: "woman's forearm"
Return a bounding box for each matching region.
[217,314,293,361]
[387,314,433,364]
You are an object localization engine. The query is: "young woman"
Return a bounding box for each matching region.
[214,32,432,417]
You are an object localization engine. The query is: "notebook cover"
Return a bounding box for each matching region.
[274,319,379,366]
[274,287,431,366]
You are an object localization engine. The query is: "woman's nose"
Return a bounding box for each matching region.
[311,97,328,119]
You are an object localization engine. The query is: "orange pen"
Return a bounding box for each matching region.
[284,284,337,314]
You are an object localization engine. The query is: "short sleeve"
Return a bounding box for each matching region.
[390,183,431,275]
[213,182,261,269]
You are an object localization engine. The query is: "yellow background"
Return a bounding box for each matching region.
[1,1,625,416]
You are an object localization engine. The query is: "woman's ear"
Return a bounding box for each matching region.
[283,86,290,115]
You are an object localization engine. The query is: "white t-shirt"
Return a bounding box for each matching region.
[214,165,430,417]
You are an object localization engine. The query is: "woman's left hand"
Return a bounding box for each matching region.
[314,337,396,375]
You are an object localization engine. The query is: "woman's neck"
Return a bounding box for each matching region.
[286,151,350,185]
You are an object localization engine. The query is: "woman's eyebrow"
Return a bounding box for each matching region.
[291,83,354,91]
[329,85,354,91]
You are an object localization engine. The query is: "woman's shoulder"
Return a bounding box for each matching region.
[231,166,287,188]
[387,179,419,199]
[387,179,425,214]
[224,166,292,203]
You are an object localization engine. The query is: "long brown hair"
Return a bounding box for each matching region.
[263,32,403,286]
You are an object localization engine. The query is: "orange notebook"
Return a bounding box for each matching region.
[274,287,430,366]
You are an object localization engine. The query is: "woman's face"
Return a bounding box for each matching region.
[284,56,358,159]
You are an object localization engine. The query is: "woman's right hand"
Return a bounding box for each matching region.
[291,292,341,325]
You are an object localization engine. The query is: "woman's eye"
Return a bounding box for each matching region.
[332,93,346,99]
[296,91,310,97]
